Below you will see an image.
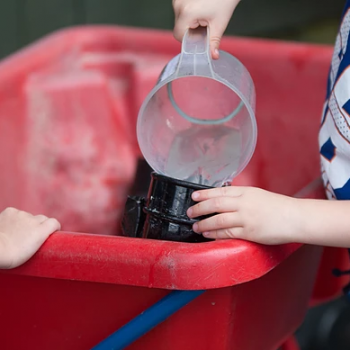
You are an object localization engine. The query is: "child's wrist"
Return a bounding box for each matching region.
[285,197,311,245]
[292,199,350,247]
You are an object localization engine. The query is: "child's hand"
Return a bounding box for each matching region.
[187,187,303,244]
[173,0,241,59]
[0,207,61,269]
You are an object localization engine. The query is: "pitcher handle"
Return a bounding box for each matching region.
[175,26,214,78]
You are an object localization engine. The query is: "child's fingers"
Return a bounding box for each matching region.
[192,186,243,201]
[17,209,34,220]
[211,45,220,60]
[173,8,199,42]
[202,227,244,240]
[173,17,188,42]
[35,214,49,224]
[193,212,241,232]
[187,197,238,218]
[208,23,225,59]
[39,218,61,237]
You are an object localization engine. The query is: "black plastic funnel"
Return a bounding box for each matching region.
[142,173,213,242]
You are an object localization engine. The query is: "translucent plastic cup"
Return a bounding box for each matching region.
[137,27,257,187]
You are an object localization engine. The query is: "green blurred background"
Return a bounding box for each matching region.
[0,0,345,59]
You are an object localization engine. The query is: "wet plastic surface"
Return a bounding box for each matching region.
[0,26,346,350]
[142,173,212,242]
[122,195,146,238]
[122,172,213,242]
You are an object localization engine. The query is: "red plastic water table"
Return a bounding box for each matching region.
[0,26,347,350]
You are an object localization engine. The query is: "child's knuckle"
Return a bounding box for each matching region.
[216,215,227,227]
[220,187,226,196]
[213,198,222,210]
[245,223,256,237]
[3,207,17,215]
[194,202,202,213]
[224,229,233,238]
[210,36,221,44]
[179,3,192,16]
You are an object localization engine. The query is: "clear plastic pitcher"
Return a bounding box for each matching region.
[137,27,257,187]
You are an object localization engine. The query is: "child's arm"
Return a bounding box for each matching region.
[0,207,60,269]
[173,0,241,59]
[187,187,350,247]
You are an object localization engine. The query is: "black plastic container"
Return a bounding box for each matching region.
[122,172,213,243]
[142,173,213,242]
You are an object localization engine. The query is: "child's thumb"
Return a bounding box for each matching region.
[209,25,224,60]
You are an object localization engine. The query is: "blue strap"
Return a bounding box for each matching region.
[91,290,205,350]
